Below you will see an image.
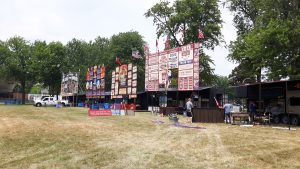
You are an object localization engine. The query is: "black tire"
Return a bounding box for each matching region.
[273,116,280,124]
[291,116,299,126]
[61,103,65,107]
[282,115,290,124]
[36,103,42,107]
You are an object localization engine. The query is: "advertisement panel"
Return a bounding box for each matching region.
[111,63,137,97]
[61,72,79,96]
[193,47,200,90]
[178,69,193,77]
[145,43,200,91]
[85,65,106,98]
[178,44,193,65]
[168,49,179,69]
[119,64,128,87]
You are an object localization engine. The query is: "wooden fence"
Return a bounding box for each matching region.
[192,108,224,123]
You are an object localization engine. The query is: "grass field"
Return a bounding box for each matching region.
[0,105,299,169]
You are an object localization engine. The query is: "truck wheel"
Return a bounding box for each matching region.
[273,116,280,124]
[281,116,290,124]
[36,103,42,107]
[291,116,299,126]
[61,103,65,107]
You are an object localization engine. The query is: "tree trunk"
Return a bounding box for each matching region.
[56,90,59,100]
[20,80,26,104]
[256,68,262,82]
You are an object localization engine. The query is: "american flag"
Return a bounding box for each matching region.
[132,50,142,59]
[198,30,204,39]
[214,97,221,108]
[115,57,121,65]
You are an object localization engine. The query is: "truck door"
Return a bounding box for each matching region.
[49,97,56,105]
[42,97,49,106]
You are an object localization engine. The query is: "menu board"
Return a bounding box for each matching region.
[145,43,200,91]
[61,72,79,96]
[85,65,106,98]
[111,63,137,98]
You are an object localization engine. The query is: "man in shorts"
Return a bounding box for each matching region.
[186,98,193,123]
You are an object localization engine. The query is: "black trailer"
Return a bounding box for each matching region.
[233,80,300,125]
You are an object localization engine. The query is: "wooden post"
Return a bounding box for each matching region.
[176,90,179,106]
[285,81,290,130]
[76,93,78,107]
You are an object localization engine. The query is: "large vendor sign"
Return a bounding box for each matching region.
[61,72,79,96]
[145,43,200,91]
[85,65,106,98]
[159,52,168,89]
[111,63,137,98]
[178,44,194,91]
[147,53,159,91]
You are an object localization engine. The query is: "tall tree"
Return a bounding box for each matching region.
[145,0,223,86]
[226,0,263,82]
[2,36,33,104]
[0,40,9,76]
[65,38,91,92]
[227,0,300,81]
[32,41,67,97]
[109,31,145,92]
[90,37,112,91]
[47,42,67,96]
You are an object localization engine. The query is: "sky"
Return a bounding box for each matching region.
[0,0,237,76]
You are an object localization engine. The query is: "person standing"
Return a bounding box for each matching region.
[186,98,193,123]
[249,102,257,123]
[223,102,233,124]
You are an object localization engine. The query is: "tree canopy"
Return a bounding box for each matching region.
[227,0,300,82]
[0,31,146,103]
[1,37,33,104]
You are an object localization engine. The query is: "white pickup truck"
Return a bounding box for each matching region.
[34,96,69,107]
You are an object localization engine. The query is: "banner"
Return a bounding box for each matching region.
[145,43,200,91]
[88,109,112,116]
[61,72,79,96]
[147,53,159,91]
[119,64,128,87]
[159,52,168,88]
[111,63,137,98]
[193,47,200,90]
[168,48,179,69]
[85,65,106,98]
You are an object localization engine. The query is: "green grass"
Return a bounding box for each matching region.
[0,105,299,169]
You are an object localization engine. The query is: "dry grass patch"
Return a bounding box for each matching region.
[0,105,299,169]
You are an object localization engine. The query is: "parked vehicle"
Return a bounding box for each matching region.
[34,96,69,107]
[236,80,300,125]
[271,90,300,125]
[267,83,300,125]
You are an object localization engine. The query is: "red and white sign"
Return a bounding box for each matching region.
[88,109,112,116]
[145,43,200,91]
[179,44,193,65]
[178,69,193,77]
[178,63,193,70]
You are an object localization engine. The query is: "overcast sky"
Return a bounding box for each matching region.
[0,0,237,76]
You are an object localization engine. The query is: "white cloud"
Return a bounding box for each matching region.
[0,0,237,76]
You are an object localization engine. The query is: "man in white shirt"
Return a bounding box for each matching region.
[186,98,193,123]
